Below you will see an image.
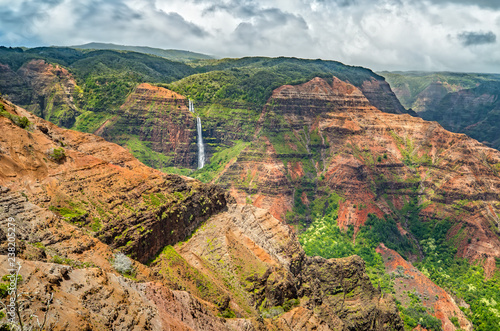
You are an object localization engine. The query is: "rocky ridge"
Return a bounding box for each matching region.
[0,98,403,330]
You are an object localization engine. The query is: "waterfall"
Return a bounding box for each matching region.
[188,99,194,113]
[188,99,205,169]
[196,117,205,169]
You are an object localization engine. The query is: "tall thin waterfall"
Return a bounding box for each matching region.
[196,117,205,169]
[188,100,205,169]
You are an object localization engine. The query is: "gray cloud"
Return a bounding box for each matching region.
[73,0,143,28]
[312,0,360,7]
[428,0,500,9]
[203,0,259,18]
[458,31,497,46]
[0,0,499,72]
[0,0,64,46]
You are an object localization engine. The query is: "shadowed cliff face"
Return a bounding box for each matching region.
[418,82,500,150]
[100,83,199,169]
[360,78,414,116]
[0,59,82,128]
[0,97,403,330]
[381,72,500,150]
[212,76,500,273]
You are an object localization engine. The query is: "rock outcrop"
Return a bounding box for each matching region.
[167,204,403,330]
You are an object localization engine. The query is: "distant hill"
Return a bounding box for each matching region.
[71,42,214,62]
[379,71,500,149]
[378,71,500,111]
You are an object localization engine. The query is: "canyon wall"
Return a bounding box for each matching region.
[0,97,403,330]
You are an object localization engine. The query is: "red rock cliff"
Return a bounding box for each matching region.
[215,76,500,272]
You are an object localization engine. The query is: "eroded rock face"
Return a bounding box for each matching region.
[376,244,472,331]
[0,174,231,330]
[0,98,231,263]
[101,83,199,168]
[0,256,235,331]
[167,204,403,330]
[0,59,82,127]
[214,76,500,270]
[0,98,401,329]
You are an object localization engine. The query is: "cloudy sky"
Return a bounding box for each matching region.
[0,0,499,72]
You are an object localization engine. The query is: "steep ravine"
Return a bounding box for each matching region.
[0,98,403,330]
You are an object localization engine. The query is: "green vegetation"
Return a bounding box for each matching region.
[121,136,173,171]
[383,198,500,330]
[300,190,500,330]
[151,245,230,309]
[170,57,378,108]
[300,194,403,293]
[161,167,194,176]
[299,208,440,329]
[0,103,31,129]
[47,147,66,162]
[48,203,86,225]
[398,292,442,331]
[0,273,22,303]
[0,47,196,128]
[0,281,9,299]
[71,42,213,62]
[192,140,250,182]
[91,218,102,232]
[71,110,113,133]
[0,46,388,179]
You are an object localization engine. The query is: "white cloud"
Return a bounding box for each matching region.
[0,0,498,72]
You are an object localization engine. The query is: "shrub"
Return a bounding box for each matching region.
[0,107,31,129]
[112,252,133,274]
[449,316,460,328]
[0,283,8,299]
[47,147,66,162]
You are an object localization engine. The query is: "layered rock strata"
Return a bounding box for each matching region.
[0,98,403,330]
[214,76,500,270]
